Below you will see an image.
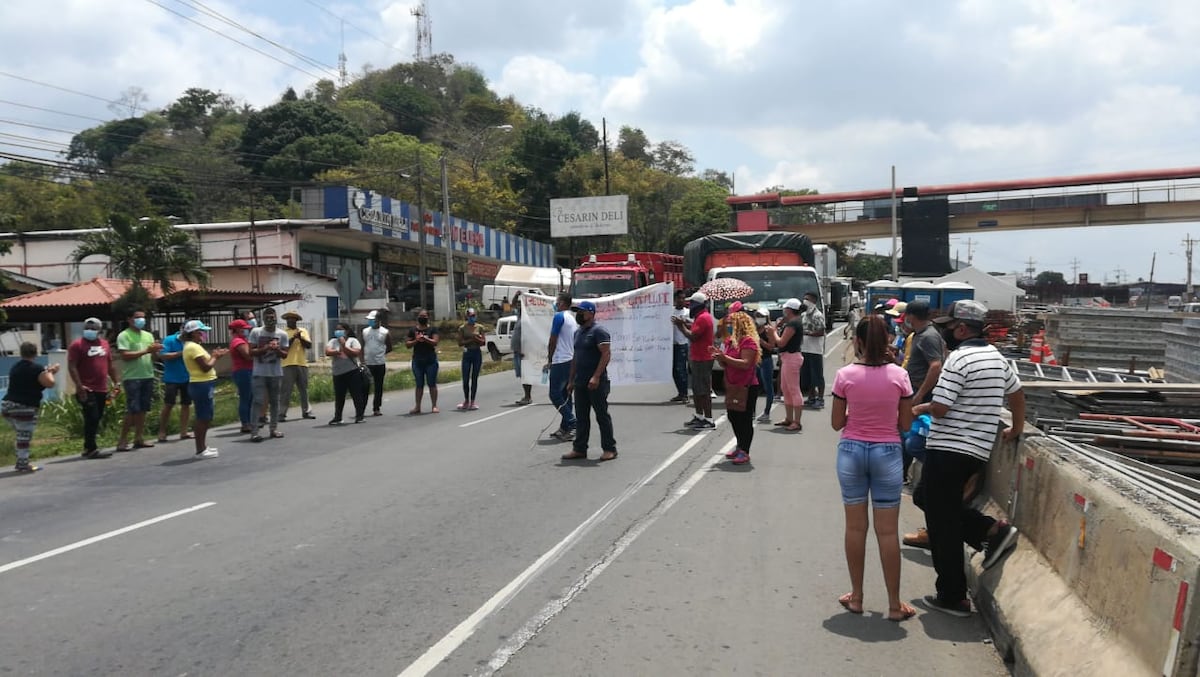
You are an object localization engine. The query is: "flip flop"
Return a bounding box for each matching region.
[409,408,422,415]
[431,407,440,413]
[179,432,193,440]
[838,593,864,615]
[888,603,917,622]
[270,431,285,439]
[133,441,155,449]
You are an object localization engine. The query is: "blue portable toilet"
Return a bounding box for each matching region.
[937,281,974,310]
[902,281,940,309]
[866,280,902,310]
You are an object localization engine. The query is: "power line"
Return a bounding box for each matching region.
[171,0,338,73]
[0,70,151,114]
[300,0,406,56]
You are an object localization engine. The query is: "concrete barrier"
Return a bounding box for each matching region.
[969,430,1200,677]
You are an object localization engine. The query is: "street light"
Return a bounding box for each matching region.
[440,124,514,319]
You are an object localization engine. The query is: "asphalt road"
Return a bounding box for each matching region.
[0,339,1010,677]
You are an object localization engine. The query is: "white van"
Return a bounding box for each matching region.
[482,285,545,313]
[485,315,517,361]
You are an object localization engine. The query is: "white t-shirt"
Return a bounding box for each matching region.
[672,307,690,345]
[361,326,389,366]
[927,341,1022,462]
[550,311,578,365]
[327,337,363,376]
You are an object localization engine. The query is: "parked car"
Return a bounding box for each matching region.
[485,315,517,361]
[1181,302,1200,314]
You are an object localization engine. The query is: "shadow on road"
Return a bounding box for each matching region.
[901,548,933,566]
[821,611,909,642]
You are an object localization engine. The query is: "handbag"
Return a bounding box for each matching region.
[725,383,749,412]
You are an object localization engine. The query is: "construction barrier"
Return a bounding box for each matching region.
[969,429,1200,676]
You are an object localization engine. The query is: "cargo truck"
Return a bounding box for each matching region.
[572,252,685,297]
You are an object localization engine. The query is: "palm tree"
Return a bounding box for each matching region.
[71,214,209,314]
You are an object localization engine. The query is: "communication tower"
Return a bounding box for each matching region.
[412,1,432,61]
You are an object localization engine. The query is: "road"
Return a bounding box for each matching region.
[0,337,1010,676]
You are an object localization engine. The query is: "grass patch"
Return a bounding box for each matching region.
[0,358,512,466]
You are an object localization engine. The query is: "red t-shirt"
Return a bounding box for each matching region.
[689,311,714,361]
[722,336,760,387]
[230,335,253,372]
[67,338,113,393]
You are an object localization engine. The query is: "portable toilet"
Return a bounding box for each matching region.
[866,280,902,310]
[902,281,940,309]
[937,281,975,310]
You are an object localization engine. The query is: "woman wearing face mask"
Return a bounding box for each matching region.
[754,307,779,423]
[228,319,254,433]
[406,309,440,414]
[182,320,227,459]
[325,322,367,425]
[712,311,761,465]
[774,298,806,432]
[457,308,486,410]
[830,314,916,621]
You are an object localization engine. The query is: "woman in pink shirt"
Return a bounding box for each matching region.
[229,319,255,433]
[712,309,760,465]
[830,314,916,621]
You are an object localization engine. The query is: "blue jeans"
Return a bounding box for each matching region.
[461,348,482,401]
[672,344,689,397]
[233,369,253,426]
[548,362,575,431]
[836,438,903,509]
[757,356,775,416]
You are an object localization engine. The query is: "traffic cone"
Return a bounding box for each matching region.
[1030,331,1044,363]
[1043,341,1058,365]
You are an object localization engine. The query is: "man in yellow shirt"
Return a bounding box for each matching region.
[279,310,315,421]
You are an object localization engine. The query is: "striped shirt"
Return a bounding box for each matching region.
[926,340,1022,461]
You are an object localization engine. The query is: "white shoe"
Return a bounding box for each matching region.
[197,448,219,459]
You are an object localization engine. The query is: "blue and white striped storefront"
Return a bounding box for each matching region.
[314,186,555,267]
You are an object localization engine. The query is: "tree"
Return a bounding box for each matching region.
[164,88,237,136]
[651,140,695,176]
[509,116,586,240]
[108,86,149,118]
[1036,270,1067,286]
[666,178,732,253]
[70,214,209,312]
[616,126,650,164]
[67,116,162,171]
[238,100,365,175]
[699,168,733,192]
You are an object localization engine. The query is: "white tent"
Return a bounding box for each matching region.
[935,266,1026,312]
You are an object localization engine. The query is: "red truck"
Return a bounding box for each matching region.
[572,252,685,297]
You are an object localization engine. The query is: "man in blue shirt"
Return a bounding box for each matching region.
[561,301,617,462]
[157,325,192,442]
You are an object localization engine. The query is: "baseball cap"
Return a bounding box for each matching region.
[755,307,770,318]
[182,319,212,334]
[571,300,597,313]
[783,298,802,311]
[465,307,477,316]
[83,316,103,328]
[228,319,250,331]
[934,299,989,325]
[365,310,377,320]
[905,299,932,319]
[886,298,899,308]
[886,301,908,317]
[689,291,708,304]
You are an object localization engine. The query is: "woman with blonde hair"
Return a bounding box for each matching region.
[712,310,761,465]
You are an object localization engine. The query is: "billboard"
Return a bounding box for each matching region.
[550,195,629,238]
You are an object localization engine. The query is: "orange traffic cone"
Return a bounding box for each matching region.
[1043,341,1058,365]
[1030,331,1044,363]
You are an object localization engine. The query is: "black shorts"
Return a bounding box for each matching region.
[162,381,192,406]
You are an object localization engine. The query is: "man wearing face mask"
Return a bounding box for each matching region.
[156,324,192,443]
[457,308,485,410]
[561,301,617,462]
[668,290,691,404]
[545,292,578,440]
[361,309,392,416]
[674,291,715,429]
[406,308,441,414]
[248,308,289,442]
[116,309,163,452]
[913,299,1025,617]
[68,317,120,459]
[279,310,316,422]
[799,292,827,410]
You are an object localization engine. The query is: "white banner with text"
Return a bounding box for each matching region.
[518,283,674,386]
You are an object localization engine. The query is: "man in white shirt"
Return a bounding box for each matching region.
[546,292,578,440]
[361,309,393,416]
[669,289,691,403]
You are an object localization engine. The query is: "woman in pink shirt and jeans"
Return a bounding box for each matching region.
[830,314,916,621]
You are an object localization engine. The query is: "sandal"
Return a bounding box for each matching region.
[156,436,169,443]
[838,592,864,615]
[409,408,422,415]
[115,444,133,452]
[179,432,193,440]
[785,423,803,432]
[133,441,155,449]
[888,602,917,622]
[270,431,285,439]
[251,435,264,443]
[774,420,793,427]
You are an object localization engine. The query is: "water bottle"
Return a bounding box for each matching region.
[541,365,550,385]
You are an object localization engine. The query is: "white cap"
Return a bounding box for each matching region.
[83,317,103,328]
[689,291,708,304]
[755,306,770,317]
[182,319,212,334]
[783,298,802,311]
[365,310,378,320]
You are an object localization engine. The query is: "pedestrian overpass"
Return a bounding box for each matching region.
[726,167,1200,243]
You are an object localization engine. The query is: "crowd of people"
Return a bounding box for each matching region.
[5,292,1026,621]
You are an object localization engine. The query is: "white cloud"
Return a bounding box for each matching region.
[494,56,602,115]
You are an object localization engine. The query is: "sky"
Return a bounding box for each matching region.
[1,0,1199,285]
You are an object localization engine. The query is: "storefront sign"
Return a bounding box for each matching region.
[550,195,629,237]
[467,260,501,279]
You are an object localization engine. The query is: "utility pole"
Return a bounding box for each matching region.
[1146,252,1156,311]
[1184,234,1196,301]
[1069,257,1081,284]
[1024,256,1037,282]
[889,166,898,281]
[963,237,977,266]
[602,117,611,251]
[415,150,427,310]
[441,153,453,320]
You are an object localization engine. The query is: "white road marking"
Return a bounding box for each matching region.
[478,440,735,675]
[0,502,216,575]
[824,334,848,359]
[458,405,538,428]
[397,418,728,677]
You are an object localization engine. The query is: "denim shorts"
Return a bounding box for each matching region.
[124,378,155,413]
[187,381,216,421]
[836,438,903,509]
[412,359,438,389]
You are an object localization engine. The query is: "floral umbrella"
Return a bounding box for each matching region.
[698,277,754,302]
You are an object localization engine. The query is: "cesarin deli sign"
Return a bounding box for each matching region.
[550,195,629,238]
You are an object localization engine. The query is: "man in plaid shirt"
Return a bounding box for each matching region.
[799,291,827,409]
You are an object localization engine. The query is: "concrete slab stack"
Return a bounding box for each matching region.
[1042,307,1186,373]
[1164,317,1200,384]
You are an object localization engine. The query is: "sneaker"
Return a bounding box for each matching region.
[810,398,825,410]
[372,410,383,417]
[669,394,685,403]
[725,447,740,459]
[730,450,750,465]
[468,402,479,410]
[982,522,1019,570]
[903,528,931,549]
[923,594,971,617]
[550,428,575,441]
[302,412,317,420]
[14,461,40,473]
[456,401,468,410]
[197,448,219,459]
[805,397,817,407]
[756,413,772,423]
[328,419,343,426]
[695,419,716,429]
[684,416,704,428]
